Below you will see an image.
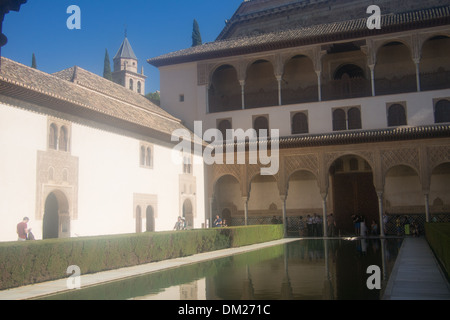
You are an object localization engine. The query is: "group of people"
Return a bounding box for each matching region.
[305,214,326,237]
[173,216,187,231]
[16,217,35,241]
[395,215,420,236]
[213,215,228,228]
[352,214,379,236]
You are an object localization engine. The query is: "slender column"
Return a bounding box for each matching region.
[424,193,431,223]
[321,193,328,237]
[377,191,385,237]
[316,71,322,102]
[239,80,245,110]
[243,197,249,226]
[369,65,376,97]
[205,83,210,113]
[414,58,421,92]
[281,195,287,237]
[208,197,214,229]
[276,75,282,106]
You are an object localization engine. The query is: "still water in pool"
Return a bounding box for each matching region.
[39,238,402,300]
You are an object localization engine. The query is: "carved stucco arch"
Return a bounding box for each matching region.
[325,151,376,174]
[211,164,242,192]
[207,62,241,86]
[246,164,282,198]
[379,147,427,192]
[418,31,450,59]
[283,154,320,195]
[428,145,450,176]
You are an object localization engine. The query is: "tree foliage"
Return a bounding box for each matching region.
[145,91,160,106]
[103,49,112,80]
[192,19,202,47]
[31,53,37,69]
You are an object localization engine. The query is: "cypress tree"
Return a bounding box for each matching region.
[31,53,37,69]
[103,49,112,80]
[192,19,202,47]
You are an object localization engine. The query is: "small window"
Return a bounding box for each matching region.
[146,147,152,167]
[388,104,407,127]
[179,94,185,102]
[347,108,362,130]
[217,119,232,140]
[140,143,153,169]
[291,112,309,134]
[183,156,192,174]
[59,126,68,151]
[137,81,142,94]
[333,107,362,131]
[435,99,450,123]
[129,79,134,90]
[332,109,346,131]
[253,116,269,138]
[140,146,146,166]
[49,123,58,150]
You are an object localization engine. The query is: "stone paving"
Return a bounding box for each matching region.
[383,236,450,300]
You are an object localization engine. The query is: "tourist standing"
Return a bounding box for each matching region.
[173,216,183,231]
[213,215,222,227]
[16,217,29,241]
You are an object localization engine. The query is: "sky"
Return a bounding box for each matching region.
[2,0,244,94]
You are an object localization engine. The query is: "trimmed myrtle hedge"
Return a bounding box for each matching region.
[0,225,284,290]
[425,223,450,279]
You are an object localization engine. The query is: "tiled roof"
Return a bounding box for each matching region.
[148,5,450,67]
[0,57,190,141]
[221,125,450,149]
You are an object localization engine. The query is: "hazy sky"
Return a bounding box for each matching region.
[2,0,243,93]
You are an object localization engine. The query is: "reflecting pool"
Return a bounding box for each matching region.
[38,238,403,300]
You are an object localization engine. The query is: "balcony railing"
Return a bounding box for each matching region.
[208,70,450,113]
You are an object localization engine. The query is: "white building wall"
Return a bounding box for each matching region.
[0,101,206,242]
[160,63,199,131]
[0,103,47,241]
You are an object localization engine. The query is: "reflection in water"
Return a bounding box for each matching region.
[39,239,402,300]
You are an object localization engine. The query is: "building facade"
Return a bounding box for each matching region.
[148,0,450,236]
[0,55,205,242]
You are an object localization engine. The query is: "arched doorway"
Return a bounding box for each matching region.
[384,165,422,234]
[329,155,378,235]
[375,41,417,95]
[282,55,318,104]
[213,174,241,225]
[248,174,280,225]
[286,169,322,235]
[183,199,194,229]
[209,64,241,112]
[420,35,450,91]
[43,191,70,239]
[245,60,278,108]
[146,206,155,232]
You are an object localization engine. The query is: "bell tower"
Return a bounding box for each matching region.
[112,35,146,95]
